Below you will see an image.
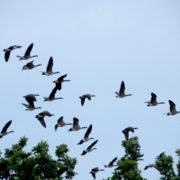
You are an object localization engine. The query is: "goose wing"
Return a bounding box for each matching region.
[108,157,118,166]
[73,117,80,129]
[151,93,157,104]
[4,51,10,62]
[40,111,53,117]
[24,43,33,56]
[84,124,92,138]
[25,96,35,108]
[57,74,67,81]
[80,96,85,106]
[1,120,12,134]
[49,86,58,99]
[87,140,98,150]
[57,116,64,125]
[46,57,53,73]
[37,117,46,128]
[119,81,125,96]
[169,100,176,112]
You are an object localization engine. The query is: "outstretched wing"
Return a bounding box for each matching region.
[49,86,58,99]
[151,93,157,104]
[169,100,176,112]
[1,120,12,133]
[4,51,10,62]
[87,140,98,150]
[119,81,125,96]
[37,117,46,128]
[80,97,85,106]
[84,124,92,138]
[46,57,53,73]
[24,43,33,56]
[109,157,118,166]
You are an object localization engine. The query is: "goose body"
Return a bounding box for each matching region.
[81,140,98,155]
[3,45,22,62]
[79,94,95,106]
[145,93,165,106]
[68,117,87,131]
[78,124,94,145]
[90,167,104,179]
[41,57,60,76]
[115,81,132,98]
[0,120,14,138]
[122,127,138,141]
[17,43,38,60]
[166,100,180,115]
[43,86,63,101]
[104,157,118,168]
[55,116,72,131]
[22,61,41,70]
[35,111,54,128]
[53,74,70,90]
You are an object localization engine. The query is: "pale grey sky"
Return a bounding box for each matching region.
[1,0,180,179]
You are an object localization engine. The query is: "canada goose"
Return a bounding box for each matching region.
[0,120,14,138]
[145,93,165,106]
[55,116,72,131]
[22,94,41,111]
[68,117,87,131]
[79,94,95,106]
[43,86,63,101]
[78,124,94,145]
[144,164,158,171]
[90,167,104,179]
[17,43,38,60]
[3,45,22,62]
[122,127,138,141]
[115,81,132,98]
[22,60,41,70]
[157,152,165,159]
[53,74,70,90]
[81,140,98,155]
[35,111,54,128]
[104,157,118,168]
[41,57,60,76]
[165,100,180,115]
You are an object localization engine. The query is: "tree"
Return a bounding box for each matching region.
[0,137,77,180]
[106,136,180,180]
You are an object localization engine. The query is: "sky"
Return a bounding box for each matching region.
[0,0,180,179]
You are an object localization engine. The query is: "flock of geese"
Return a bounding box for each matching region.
[2,43,180,179]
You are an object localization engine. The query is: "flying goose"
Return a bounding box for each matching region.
[122,127,138,141]
[22,94,41,111]
[115,81,132,98]
[53,74,70,90]
[78,124,94,145]
[145,93,165,106]
[104,157,118,168]
[3,45,22,62]
[81,140,98,155]
[165,100,180,115]
[43,86,63,101]
[22,94,41,110]
[90,167,104,179]
[41,57,60,76]
[17,43,38,60]
[55,116,72,131]
[35,111,54,128]
[22,60,42,70]
[144,164,158,171]
[79,94,95,106]
[68,117,87,131]
[0,120,14,138]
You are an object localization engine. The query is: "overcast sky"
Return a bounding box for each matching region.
[1,0,180,179]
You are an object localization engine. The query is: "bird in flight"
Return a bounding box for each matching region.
[0,120,14,138]
[3,45,22,62]
[115,81,132,98]
[17,43,38,60]
[22,60,41,70]
[145,92,165,106]
[78,124,94,145]
[90,167,104,179]
[53,74,70,90]
[81,140,98,155]
[79,94,95,106]
[41,57,60,76]
[122,127,138,141]
[55,116,72,131]
[165,100,180,115]
[35,111,54,128]
[68,117,87,131]
[104,157,118,168]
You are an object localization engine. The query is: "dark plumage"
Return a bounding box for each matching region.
[44,86,63,101]
[90,167,104,179]
[79,94,95,106]
[122,127,138,141]
[81,140,98,155]
[68,117,87,131]
[53,74,70,90]
[104,157,118,168]
[115,81,132,98]
[22,60,41,70]
[55,116,72,131]
[145,93,165,106]
[3,45,22,62]
[0,120,14,138]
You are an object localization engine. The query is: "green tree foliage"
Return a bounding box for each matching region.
[106,136,180,180]
[0,137,77,180]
